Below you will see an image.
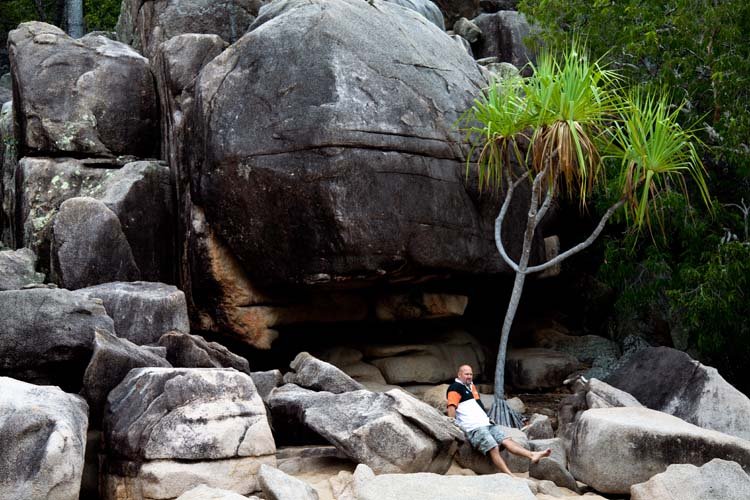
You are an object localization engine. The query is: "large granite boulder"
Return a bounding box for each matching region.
[0,287,114,390]
[189,0,528,290]
[158,330,250,373]
[283,352,364,394]
[630,458,750,500]
[0,247,44,290]
[75,281,189,345]
[0,377,89,500]
[51,197,141,289]
[81,329,171,425]
[351,464,536,500]
[472,12,534,68]
[568,407,750,494]
[8,22,158,157]
[383,0,445,29]
[116,0,264,59]
[98,160,176,283]
[606,346,750,441]
[103,368,276,498]
[267,384,463,473]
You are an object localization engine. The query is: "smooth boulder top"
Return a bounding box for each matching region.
[630,458,750,500]
[191,0,515,287]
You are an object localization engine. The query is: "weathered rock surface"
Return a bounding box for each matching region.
[630,458,750,500]
[528,438,577,493]
[105,367,275,460]
[523,413,553,440]
[606,346,750,441]
[99,160,175,283]
[0,287,114,389]
[375,292,468,321]
[383,0,445,29]
[569,407,750,494]
[0,377,89,500]
[431,0,481,29]
[268,384,463,473]
[0,101,18,247]
[158,330,250,373]
[8,22,158,157]
[250,370,283,402]
[0,247,44,290]
[355,468,536,500]
[81,329,171,425]
[472,12,534,68]
[16,157,119,272]
[283,352,364,394]
[51,197,141,289]
[258,464,319,500]
[101,456,275,500]
[116,0,263,59]
[455,426,531,474]
[177,484,259,500]
[366,330,486,384]
[531,329,620,370]
[189,0,531,292]
[506,348,583,390]
[75,281,189,345]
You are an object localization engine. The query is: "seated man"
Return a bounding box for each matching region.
[447,364,550,474]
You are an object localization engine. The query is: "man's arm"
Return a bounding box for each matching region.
[447,405,456,418]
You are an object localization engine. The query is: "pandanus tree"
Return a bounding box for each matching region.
[461,42,710,426]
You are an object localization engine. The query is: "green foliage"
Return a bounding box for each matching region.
[83,0,120,32]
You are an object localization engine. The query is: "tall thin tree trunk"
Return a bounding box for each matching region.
[66,0,84,38]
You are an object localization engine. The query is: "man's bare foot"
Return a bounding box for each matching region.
[530,448,552,463]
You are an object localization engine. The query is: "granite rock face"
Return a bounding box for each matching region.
[0,377,89,500]
[506,348,583,390]
[116,0,264,58]
[268,384,463,474]
[568,407,750,494]
[472,12,535,68]
[188,0,530,290]
[103,368,276,499]
[81,329,171,425]
[258,464,319,500]
[8,22,158,157]
[0,287,114,390]
[0,247,44,290]
[383,0,445,29]
[75,281,189,345]
[51,197,141,289]
[606,346,750,441]
[630,458,750,500]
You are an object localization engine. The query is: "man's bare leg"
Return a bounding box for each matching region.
[488,446,513,474]
[502,438,551,463]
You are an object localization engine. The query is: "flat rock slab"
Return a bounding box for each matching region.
[506,348,583,390]
[8,22,158,157]
[177,484,260,500]
[0,287,114,390]
[356,471,536,500]
[0,248,44,290]
[258,464,319,500]
[0,377,89,500]
[606,346,750,441]
[569,407,750,494]
[76,281,189,345]
[104,367,275,461]
[630,458,750,500]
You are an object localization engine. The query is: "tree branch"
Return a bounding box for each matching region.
[526,198,626,274]
[494,171,529,272]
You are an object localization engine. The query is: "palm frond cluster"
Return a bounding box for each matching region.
[461,40,710,231]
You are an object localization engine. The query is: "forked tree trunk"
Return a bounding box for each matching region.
[488,168,626,427]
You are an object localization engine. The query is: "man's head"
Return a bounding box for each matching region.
[457,364,473,385]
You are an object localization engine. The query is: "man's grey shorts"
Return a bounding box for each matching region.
[466,425,508,454]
